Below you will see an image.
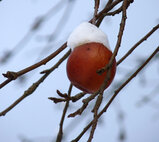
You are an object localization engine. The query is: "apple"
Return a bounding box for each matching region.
[66,42,116,94]
[66,22,116,94]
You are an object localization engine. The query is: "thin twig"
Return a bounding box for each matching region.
[56,84,73,142]
[71,46,159,142]
[103,0,133,17]
[49,98,67,103]
[68,90,100,118]
[49,91,87,104]
[68,100,89,118]
[71,92,87,102]
[117,23,159,65]
[112,0,127,58]
[0,43,67,89]
[95,0,123,27]
[97,0,128,75]
[92,0,100,25]
[0,49,71,116]
[87,93,103,142]
[97,0,123,19]
[106,6,123,16]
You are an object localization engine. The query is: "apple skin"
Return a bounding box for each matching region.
[66,42,116,94]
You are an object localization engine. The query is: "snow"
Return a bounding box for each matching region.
[67,22,110,50]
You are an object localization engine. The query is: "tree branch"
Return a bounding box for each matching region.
[117,23,159,65]
[95,0,123,26]
[71,46,159,142]
[56,84,73,142]
[0,49,71,116]
[87,93,103,142]
[92,0,100,25]
[97,0,128,75]
[0,43,67,89]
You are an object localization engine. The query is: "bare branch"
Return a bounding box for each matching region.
[92,0,100,25]
[117,23,159,65]
[68,100,89,118]
[71,46,159,142]
[100,46,159,117]
[56,84,73,142]
[95,0,123,26]
[49,91,87,104]
[0,49,71,116]
[68,90,100,118]
[0,43,67,89]
[97,0,128,75]
[87,93,103,142]
[71,92,87,102]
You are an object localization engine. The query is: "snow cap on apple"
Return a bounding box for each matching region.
[66,22,116,94]
[67,22,110,51]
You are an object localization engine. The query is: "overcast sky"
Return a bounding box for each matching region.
[0,0,159,142]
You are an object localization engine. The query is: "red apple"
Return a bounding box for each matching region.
[66,42,116,94]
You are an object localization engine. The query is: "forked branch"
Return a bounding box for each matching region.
[0,43,67,89]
